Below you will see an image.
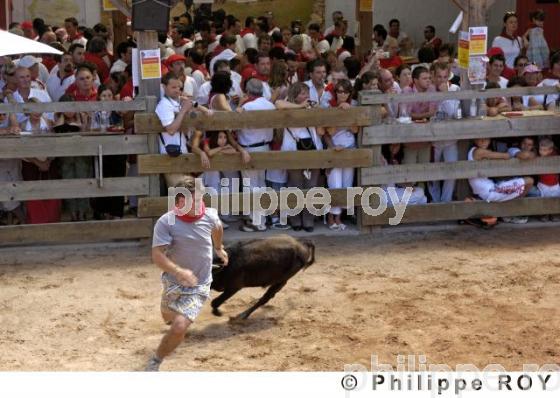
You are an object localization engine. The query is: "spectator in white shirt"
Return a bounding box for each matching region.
[491,12,525,68]
[304,59,332,108]
[155,72,195,188]
[324,10,344,37]
[17,55,49,90]
[46,52,75,101]
[196,60,242,109]
[237,78,276,232]
[110,41,135,74]
[7,67,53,127]
[486,54,509,89]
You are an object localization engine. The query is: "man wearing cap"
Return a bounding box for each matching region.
[17,55,50,90]
[164,54,198,99]
[46,52,75,101]
[523,64,546,109]
[21,21,38,41]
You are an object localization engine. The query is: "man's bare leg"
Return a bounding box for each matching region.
[145,309,191,371]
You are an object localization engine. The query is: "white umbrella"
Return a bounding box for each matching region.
[0,29,63,57]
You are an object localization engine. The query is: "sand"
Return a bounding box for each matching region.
[1,226,559,371]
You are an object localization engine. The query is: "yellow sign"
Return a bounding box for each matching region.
[360,0,373,12]
[468,26,488,56]
[140,50,161,80]
[103,0,117,11]
[458,31,469,69]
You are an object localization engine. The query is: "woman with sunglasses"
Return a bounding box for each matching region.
[324,79,358,231]
[491,11,525,68]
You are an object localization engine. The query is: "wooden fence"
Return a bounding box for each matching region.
[0,86,559,246]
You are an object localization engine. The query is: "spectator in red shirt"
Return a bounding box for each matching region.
[66,63,97,102]
[84,36,110,83]
[240,48,259,87]
[379,37,403,71]
[422,25,442,56]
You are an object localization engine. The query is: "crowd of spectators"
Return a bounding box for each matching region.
[0,7,559,228]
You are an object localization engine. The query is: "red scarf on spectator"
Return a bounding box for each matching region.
[499,29,520,43]
[240,28,254,37]
[175,202,206,223]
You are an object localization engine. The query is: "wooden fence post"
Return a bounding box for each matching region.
[136,31,162,207]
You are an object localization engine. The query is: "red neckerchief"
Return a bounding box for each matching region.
[242,95,260,106]
[67,32,83,42]
[499,29,517,41]
[213,45,225,56]
[174,202,206,223]
[273,42,285,49]
[240,28,254,37]
[254,73,269,82]
[174,38,190,48]
[194,63,209,77]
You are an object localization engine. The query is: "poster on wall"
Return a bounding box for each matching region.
[102,0,117,11]
[139,49,161,80]
[468,26,488,56]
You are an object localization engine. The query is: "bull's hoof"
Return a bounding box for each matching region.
[212,307,223,317]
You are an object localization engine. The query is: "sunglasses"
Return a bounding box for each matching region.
[336,90,350,94]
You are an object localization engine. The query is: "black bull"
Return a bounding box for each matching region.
[211,235,315,320]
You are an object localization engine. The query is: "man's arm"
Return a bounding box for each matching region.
[211,223,229,266]
[152,245,198,287]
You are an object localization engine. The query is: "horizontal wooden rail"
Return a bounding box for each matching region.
[134,106,375,133]
[361,156,560,185]
[359,86,559,105]
[362,198,560,226]
[0,219,153,246]
[362,114,560,145]
[0,134,149,158]
[138,149,373,174]
[0,99,147,114]
[0,177,149,202]
[138,188,361,218]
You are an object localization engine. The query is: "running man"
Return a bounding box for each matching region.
[145,176,228,371]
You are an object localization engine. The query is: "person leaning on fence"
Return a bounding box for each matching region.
[276,82,324,232]
[155,72,193,188]
[324,79,358,231]
[468,138,534,204]
[428,61,460,203]
[236,78,275,232]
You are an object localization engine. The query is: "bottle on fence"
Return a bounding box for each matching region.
[455,106,462,120]
[477,98,487,118]
[99,111,110,132]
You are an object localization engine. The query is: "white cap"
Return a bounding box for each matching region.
[17,55,42,68]
[316,40,330,54]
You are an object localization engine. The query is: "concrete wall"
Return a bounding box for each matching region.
[12,0,101,29]
[326,0,516,51]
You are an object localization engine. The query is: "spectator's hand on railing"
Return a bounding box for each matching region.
[236,107,245,114]
[180,96,193,111]
[8,125,21,134]
[338,102,351,110]
[333,145,345,152]
[121,96,133,102]
[200,152,211,169]
[241,149,251,164]
[220,145,237,154]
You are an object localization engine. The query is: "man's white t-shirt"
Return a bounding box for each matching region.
[237,97,275,146]
[154,95,189,155]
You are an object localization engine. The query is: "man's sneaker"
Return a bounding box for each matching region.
[144,355,162,372]
[502,216,529,224]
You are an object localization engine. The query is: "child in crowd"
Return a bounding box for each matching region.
[202,131,239,191]
[536,138,560,221]
[524,9,550,70]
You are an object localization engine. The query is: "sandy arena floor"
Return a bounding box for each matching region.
[1,226,559,371]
